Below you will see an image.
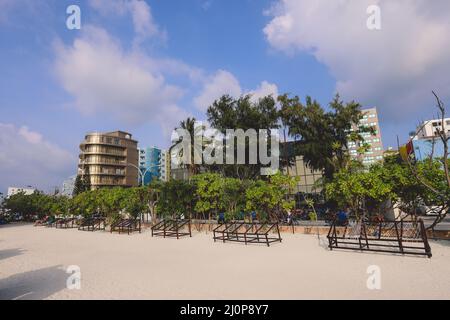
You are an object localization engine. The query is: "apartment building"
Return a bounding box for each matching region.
[348,107,384,165]
[416,117,450,139]
[78,131,139,189]
[138,147,161,185]
[160,150,170,182]
[137,147,171,184]
[397,117,450,161]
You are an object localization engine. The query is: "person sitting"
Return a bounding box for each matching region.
[34,215,49,226]
[286,209,292,225]
[337,209,349,226]
[251,211,257,222]
[218,212,225,224]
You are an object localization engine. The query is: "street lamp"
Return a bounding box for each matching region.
[141,164,164,186]
[127,163,163,223]
[127,163,163,187]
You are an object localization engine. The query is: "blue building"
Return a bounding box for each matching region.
[138,147,161,185]
[412,139,446,161]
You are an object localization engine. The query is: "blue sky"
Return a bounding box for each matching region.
[1,0,450,193]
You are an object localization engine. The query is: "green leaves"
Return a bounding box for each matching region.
[73,174,90,196]
[203,94,280,179]
[325,156,450,217]
[193,173,223,216]
[245,172,296,220]
[3,191,71,220]
[278,93,369,180]
[326,164,394,212]
[157,179,195,218]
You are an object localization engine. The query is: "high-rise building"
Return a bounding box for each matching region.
[160,150,170,182]
[138,147,162,185]
[78,131,139,189]
[348,107,384,165]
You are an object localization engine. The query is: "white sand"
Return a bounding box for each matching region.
[0,223,449,300]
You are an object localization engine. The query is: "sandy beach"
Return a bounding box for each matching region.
[0,223,449,300]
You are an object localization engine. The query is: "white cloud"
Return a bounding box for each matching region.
[0,123,75,192]
[54,26,188,135]
[247,81,279,102]
[194,70,242,111]
[88,0,166,42]
[264,0,450,122]
[194,70,279,111]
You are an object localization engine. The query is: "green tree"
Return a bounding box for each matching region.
[222,177,247,220]
[171,117,202,177]
[122,188,147,220]
[192,173,224,220]
[278,93,374,180]
[73,174,90,196]
[245,172,296,221]
[157,179,196,219]
[325,164,394,218]
[206,94,280,179]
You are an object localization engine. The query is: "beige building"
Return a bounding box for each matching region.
[280,141,323,194]
[283,155,323,194]
[416,117,450,139]
[161,150,171,181]
[348,107,384,165]
[78,131,139,189]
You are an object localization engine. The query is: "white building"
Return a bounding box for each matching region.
[160,150,169,182]
[61,175,76,197]
[7,187,36,198]
[416,118,450,140]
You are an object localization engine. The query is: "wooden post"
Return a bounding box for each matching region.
[188,220,192,237]
[394,221,404,254]
[277,223,282,243]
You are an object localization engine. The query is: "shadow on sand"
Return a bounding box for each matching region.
[0,265,68,300]
[0,248,25,261]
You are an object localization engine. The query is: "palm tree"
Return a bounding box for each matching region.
[171,117,202,177]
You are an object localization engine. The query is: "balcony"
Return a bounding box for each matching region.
[88,170,126,176]
[81,150,126,157]
[90,181,128,187]
[82,160,127,166]
[84,138,127,148]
